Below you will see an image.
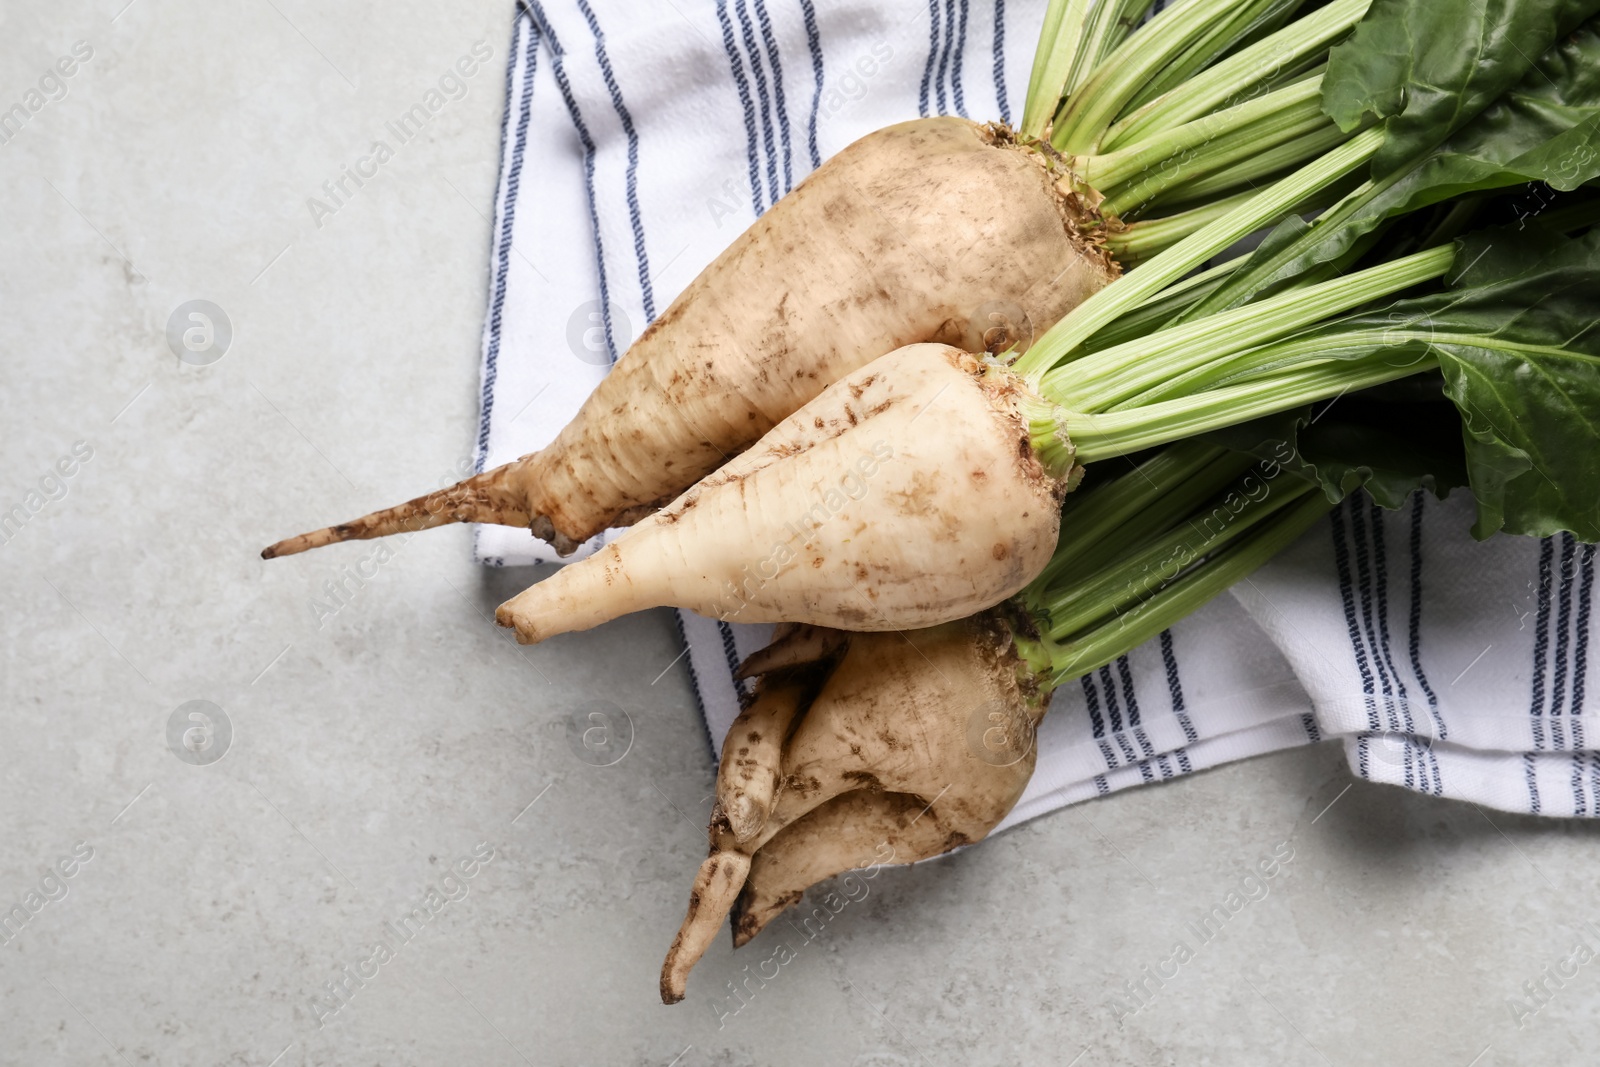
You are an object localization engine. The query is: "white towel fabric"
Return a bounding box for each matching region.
[472,0,1600,825]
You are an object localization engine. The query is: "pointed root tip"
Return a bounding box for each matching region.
[259,462,548,565]
[660,850,752,1002]
[659,930,691,1004]
[259,526,349,561]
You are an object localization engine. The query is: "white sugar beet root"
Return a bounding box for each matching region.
[260,118,1113,561]
[659,614,1045,1003]
[493,344,1077,644]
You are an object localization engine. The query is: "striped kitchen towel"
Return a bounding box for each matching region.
[471,0,1600,824]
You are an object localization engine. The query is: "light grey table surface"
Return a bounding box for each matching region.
[3,2,1598,1064]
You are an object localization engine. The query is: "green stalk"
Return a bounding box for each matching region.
[1145,122,1351,210]
[1013,128,1384,382]
[1117,0,1303,118]
[1110,330,1386,408]
[1050,443,1227,560]
[1021,0,1091,140]
[1034,450,1266,607]
[1100,0,1366,150]
[1109,163,1359,262]
[1063,351,1439,461]
[1207,333,1581,392]
[1104,189,1260,262]
[1051,244,1455,411]
[1033,442,1241,590]
[1080,256,1248,350]
[1099,90,1335,216]
[1051,0,1280,154]
[1081,0,1160,77]
[1123,311,1553,408]
[1035,489,1335,686]
[1081,74,1325,195]
[1021,0,1158,140]
[1178,163,1413,321]
[1020,391,1080,481]
[1254,48,1330,95]
[1039,477,1316,640]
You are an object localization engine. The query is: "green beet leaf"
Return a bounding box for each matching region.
[1202,388,1468,510]
[1321,226,1599,539]
[1323,0,1600,175]
[1190,18,1600,319]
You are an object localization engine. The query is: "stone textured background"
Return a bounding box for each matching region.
[1,2,1597,1064]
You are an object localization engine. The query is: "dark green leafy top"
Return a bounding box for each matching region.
[1324,0,1600,174]
[1191,16,1600,318]
[1212,227,1600,539]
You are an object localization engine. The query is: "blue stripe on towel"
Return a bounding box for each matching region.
[716,0,766,215]
[1160,629,1198,744]
[1531,536,1555,751]
[717,620,748,705]
[576,0,656,321]
[532,3,622,362]
[1099,664,1149,777]
[1573,544,1596,750]
[934,0,954,114]
[752,0,795,192]
[1081,673,1119,770]
[1552,534,1577,750]
[475,12,540,478]
[991,0,1010,123]
[1330,502,1381,742]
[951,0,970,117]
[734,0,782,208]
[1407,492,1446,744]
[919,0,940,117]
[797,0,825,168]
